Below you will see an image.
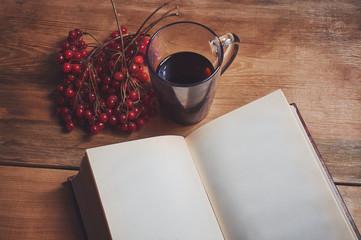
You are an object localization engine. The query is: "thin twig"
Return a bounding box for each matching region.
[135,0,176,36]
[110,0,128,78]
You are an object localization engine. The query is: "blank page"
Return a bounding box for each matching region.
[186,90,357,240]
[87,135,224,240]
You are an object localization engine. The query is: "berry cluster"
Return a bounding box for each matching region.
[55,28,157,134]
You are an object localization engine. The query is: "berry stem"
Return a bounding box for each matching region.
[110,0,128,78]
[135,0,177,37]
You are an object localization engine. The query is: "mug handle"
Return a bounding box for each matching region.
[219,33,240,75]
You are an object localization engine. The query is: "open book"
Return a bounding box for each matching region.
[69,90,360,240]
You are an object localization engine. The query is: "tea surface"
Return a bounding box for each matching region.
[156,51,215,85]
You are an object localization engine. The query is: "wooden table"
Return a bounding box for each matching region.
[0,0,360,239]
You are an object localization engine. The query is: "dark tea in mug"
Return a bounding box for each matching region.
[146,21,239,125]
[156,52,215,85]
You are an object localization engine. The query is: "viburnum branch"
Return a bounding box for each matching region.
[110,0,128,78]
[82,32,101,45]
[135,0,177,36]
[55,1,180,134]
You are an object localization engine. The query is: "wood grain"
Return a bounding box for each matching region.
[0,165,359,239]
[0,2,360,238]
[338,185,361,235]
[0,0,360,185]
[0,166,85,240]
[0,1,360,238]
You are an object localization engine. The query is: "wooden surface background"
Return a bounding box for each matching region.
[0,0,360,238]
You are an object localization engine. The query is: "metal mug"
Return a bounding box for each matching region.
[146,21,239,125]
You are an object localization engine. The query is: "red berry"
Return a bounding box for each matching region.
[134,106,141,115]
[109,95,118,101]
[56,84,64,93]
[63,114,72,123]
[134,55,144,65]
[62,63,72,73]
[119,113,127,123]
[73,51,82,60]
[129,64,139,74]
[99,113,109,123]
[112,43,122,50]
[75,107,84,118]
[139,43,146,53]
[79,49,87,57]
[88,92,96,102]
[64,50,73,59]
[84,109,93,119]
[129,90,139,101]
[142,37,149,43]
[101,84,109,93]
[74,79,83,89]
[96,55,105,65]
[120,25,127,34]
[127,110,136,120]
[77,40,87,49]
[108,115,118,125]
[88,116,98,125]
[95,66,103,74]
[141,105,148,114]
[56,53,65,63]
[66,122,75,131]
[120,123,128,132]
[136,118,145,128]
[70,45,78,53]
[69,97,78,106]
[125,99,133,108]
[106,95,117,108]
[63,78,71,87]
[111,80,120,89]
[68,30,77,39]
[65,88,75,98]
[61,41,70,50]
[90,125,100,135]
[72,64,81,74]
[67,74,76,82]
[96,76,102,85]
[98,122,105,130]
[128,122,137,132]
[74,28,83,36]
[113,72,124,81]
[102,75,111,85]
[105,108,113,116]
[140,71,149,82]
[61,107,70,116]
[110,31,120,38]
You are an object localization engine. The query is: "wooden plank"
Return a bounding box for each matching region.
[338,185,361,234]
[0,165,360,239]
[0,166,85,240]
[0,0,360,184]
